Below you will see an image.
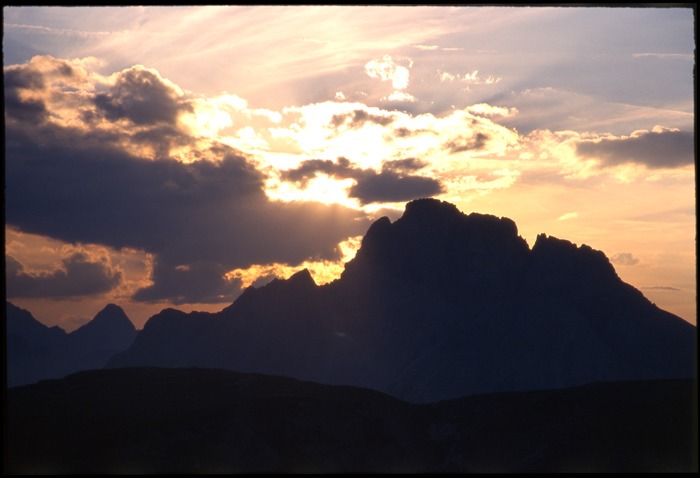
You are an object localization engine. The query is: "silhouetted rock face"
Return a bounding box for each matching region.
[6,302,137,387]
[69,304,136,348]
[7,303,70,387]
[342,198,529,290]
[107,199,697,402]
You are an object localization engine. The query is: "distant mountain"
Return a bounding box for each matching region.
[5,368,696,473]
[107,199,696,402]
[6,302,137,387]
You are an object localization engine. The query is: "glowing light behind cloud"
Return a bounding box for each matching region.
[3,6,695,326]
[225,235,363,289]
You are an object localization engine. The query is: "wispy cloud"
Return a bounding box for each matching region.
[557,212,578,221]
[3,22,117,37]
[632,52,694,61]
[610,252,639,266]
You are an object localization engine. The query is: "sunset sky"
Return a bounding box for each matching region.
[4,5,696,330]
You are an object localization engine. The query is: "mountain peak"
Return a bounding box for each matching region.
[287,268,316,287]
[342,198,529,285]
[402,197,463,220]
[92,304,132,325]
[69,303,136,344]
[104,200,695,403]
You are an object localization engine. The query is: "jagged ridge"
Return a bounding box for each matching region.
[6,303,137,387]
[106,198,696,403]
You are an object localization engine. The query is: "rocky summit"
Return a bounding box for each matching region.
[7,302,137,387]
[106,198,696,403]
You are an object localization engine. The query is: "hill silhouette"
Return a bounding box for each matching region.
[6,302,137,387]
[107,199,696,403]
[5,368,696,473]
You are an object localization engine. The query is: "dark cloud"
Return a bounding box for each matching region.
[642,286,681,291]
[282,157,353,185]
[131,124,195,158]
[381,158,428,172]
[93,66,191,126]
[6,253,122,299]
[393,127,416,138]
[330,109,394,129]
[6,123,368,287]
[444,132,489,153]
[4,66,46,89]
[386,127,437,141]
[5,61,372,304]
[4,67,49,123]
[282,157,444,205]
[349,172,444,205]
[132,260,243,305]
[576,129,694,169]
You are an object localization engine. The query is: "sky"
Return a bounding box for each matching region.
[4,5,696,330]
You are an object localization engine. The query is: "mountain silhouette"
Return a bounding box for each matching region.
[6,368,696,473]
[6,302,137,387]
[106,198,696,402]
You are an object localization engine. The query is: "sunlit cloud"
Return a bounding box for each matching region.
[225,235,363,289]
[437,69,502,85]
[382,90,417,102]
[413,44,439,51]
[3,5,695,326]
[557,212,579,221]
[365,54,411,90]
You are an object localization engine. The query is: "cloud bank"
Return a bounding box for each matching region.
[576,127,694,169]
[5,56,370,304]
[4,54,695,316]
[7,253,122,299]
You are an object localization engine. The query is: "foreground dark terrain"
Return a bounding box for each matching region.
[5,368,697,473]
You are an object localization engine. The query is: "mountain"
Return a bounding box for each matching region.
[6,302,69,387]
[6,302,137,387]
[5,368,696,473]
[106,199,696,403]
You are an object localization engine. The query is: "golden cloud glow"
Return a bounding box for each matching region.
[266,175,359,208]
[6,53,694,325]
[224,235,363,288]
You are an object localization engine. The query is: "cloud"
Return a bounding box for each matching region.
[348,171,444,205]
[437,69,501,85]
[610,253,640,266]
[576,127,694,169]
[5,59,372,304]
[281,157,444,205]
[381,90,417,103]
[330,109,394,129]
[642,286,681,291]
[4,22,115,38]
[365,54,410,90]
[93,65,191,126]
[132,259,243,305]
[3,65,50,123]
[413,44,439,51]
[381,158,428,172]
[6,253,122,299]
[632,52,693,61]
[557,212,578,221]
[444,132,489,153]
